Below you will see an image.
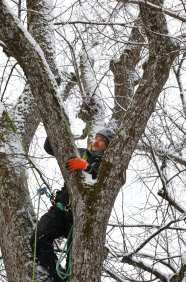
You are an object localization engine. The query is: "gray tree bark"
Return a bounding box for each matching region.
[0,0,59,281]
[110,17,145,126]
[0,0,180,281]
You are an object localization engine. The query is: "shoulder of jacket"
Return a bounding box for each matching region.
[78,148,87,157]
[44,137,55,156]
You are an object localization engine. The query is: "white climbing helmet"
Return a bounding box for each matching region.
[96,128,115,146]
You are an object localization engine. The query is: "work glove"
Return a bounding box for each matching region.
[66,158,88,171]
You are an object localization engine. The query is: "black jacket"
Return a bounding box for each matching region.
[44,137,103,205]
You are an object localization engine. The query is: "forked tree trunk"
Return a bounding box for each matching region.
[0,0,179,281]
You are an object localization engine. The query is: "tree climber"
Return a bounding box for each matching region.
[30,128,115,282]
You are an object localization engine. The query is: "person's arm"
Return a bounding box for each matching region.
[84,159,102,179]
[67,149,102,180]
[44,137,55,156]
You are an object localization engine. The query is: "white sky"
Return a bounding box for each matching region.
[0,0,185,281]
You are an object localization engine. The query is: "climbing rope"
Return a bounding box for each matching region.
[56,225,73,280]
[32,194,41,282]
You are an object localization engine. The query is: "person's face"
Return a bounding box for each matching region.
[91,136,107,153]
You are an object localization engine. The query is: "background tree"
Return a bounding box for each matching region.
[0,0,185,281]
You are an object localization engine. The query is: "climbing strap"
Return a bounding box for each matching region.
[43,189,71,212]
[56,226,73,280]
[56,202,71,211]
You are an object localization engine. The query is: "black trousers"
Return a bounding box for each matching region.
[30,206,73,282]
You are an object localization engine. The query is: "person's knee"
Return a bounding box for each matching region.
[30,230,46,252]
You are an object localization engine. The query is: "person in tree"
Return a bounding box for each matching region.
[30,128,115,282]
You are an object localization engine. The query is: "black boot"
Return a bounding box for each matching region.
[52,273,68,282]
[51,266,68,282]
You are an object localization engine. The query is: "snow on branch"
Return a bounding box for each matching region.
[173,52,186,116]
[137,142,186,167]
[122,253,168,281]
[0,0,57,89]
[0,0,80,188]
[0,101,5,118]
[118,0,186,22]
[103,265,128,282]
[0,110,27,174]
[158,189,186,214]
[10,85,40,152]
[108,222,186,231]
[78,44,106,138]
[27,0,60,80]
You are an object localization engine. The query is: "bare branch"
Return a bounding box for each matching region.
[173,52,186,116]
[133,217,186,254]
[118,0,186,22]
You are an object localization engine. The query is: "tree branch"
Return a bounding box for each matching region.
[133,217,186,254]
[158,189,186,214]
[103,266,125,282]
[122,254,168,281]
[118,0,186,22]
[99,0,179,209]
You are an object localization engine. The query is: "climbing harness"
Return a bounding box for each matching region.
[55,202,71,212]
[38,186,73,280]
[37,186,47,196]
[38,187,71,211]
[38,187,71,212]
[56,226,73,280]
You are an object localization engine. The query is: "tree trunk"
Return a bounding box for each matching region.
[0,112,36,282]
[110,17,144,126]
[71,187,111,281]
[0,0,59,281]
[0,0,179,281]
